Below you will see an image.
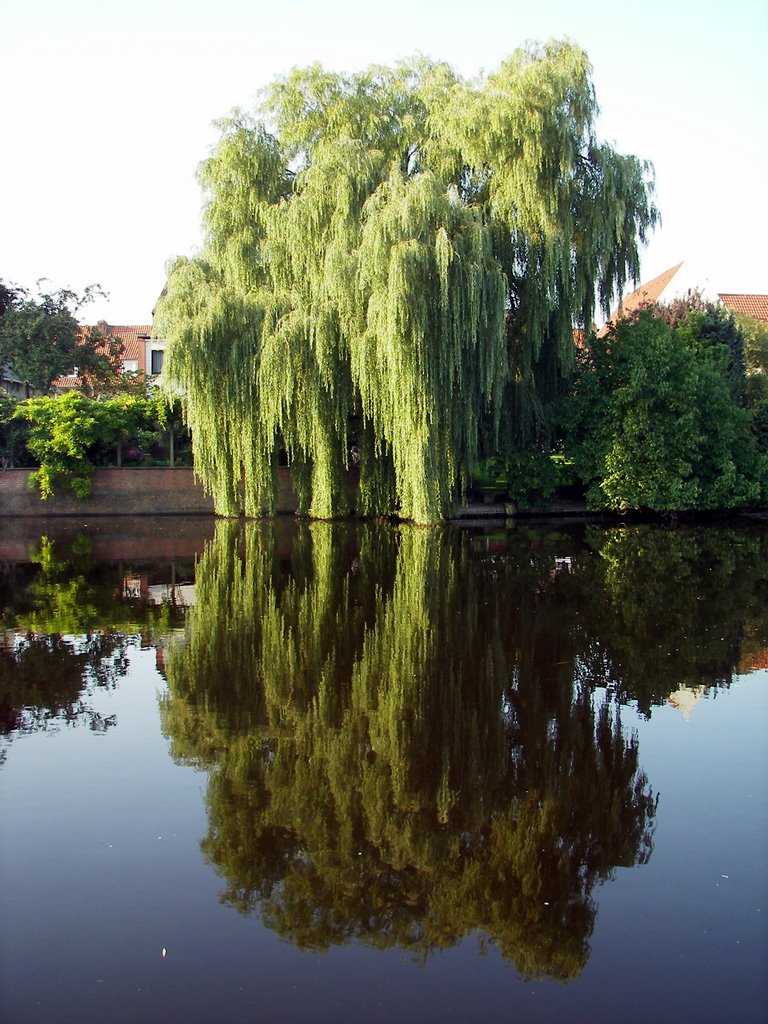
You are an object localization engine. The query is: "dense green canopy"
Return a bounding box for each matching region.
[157,41,657,522]
[565,311,767,510]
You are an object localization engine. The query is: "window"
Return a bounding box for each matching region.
[122,359,139,373]
[150,349,164,374]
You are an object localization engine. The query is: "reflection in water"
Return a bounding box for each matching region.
[0,534,192,764]
[163,520,762,979]
[5,519,766,979]
[579,526,768,712]
[0,632,124,752]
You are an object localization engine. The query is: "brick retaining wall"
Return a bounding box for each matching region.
[0,468,215,516]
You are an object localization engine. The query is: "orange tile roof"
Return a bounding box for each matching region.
[618,263,685,314]
[597,263,684,336]
[718,294,768,322]
[95,324,153,362]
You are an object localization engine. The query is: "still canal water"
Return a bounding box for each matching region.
[1,517,766,1023]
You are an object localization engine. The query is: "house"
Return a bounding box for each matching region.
[103,323,153,375]
[53,323,167,392]
[597,262,691,336]
[89,322,167,378]
[1,363,30,400]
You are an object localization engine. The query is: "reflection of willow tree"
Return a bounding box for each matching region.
[576,525,768,714]
[161,521,656,980]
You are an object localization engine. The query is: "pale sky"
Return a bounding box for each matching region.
[2,0,766,325]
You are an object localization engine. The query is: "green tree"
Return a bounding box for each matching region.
[0,388,31,467]
[736,313,768,380]
[156,42,657,523]
[732,314,768,450]
[0,280,20,317]
[564,311,767,510]
[654,292,748,406]
[0,281,122,396]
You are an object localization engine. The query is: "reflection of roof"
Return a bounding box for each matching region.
[737,643,768,674]
[718,294,768,322]
[666,685,706,719]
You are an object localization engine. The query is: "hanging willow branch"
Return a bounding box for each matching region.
[156,41,657,523]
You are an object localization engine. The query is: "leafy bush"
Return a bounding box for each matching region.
[14,392,169,497]
[563,311,767,511]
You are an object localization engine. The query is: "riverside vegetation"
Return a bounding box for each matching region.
[3,43,767,516]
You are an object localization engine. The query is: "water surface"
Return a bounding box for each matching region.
[1,518,766,1023]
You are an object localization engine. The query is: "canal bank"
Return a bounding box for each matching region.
[1,467,589,520]
[1,467,765,523]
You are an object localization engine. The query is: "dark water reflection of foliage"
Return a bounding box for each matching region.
[159,520,768,980]
[4,520,766,977]
[0,533,187,763]
[578,525,768,710]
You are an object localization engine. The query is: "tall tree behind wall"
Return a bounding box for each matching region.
[0,282,121,397]
[157,41,658,522]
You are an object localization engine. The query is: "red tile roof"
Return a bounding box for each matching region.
[52,324,153,389]
[96,323,153,363]
[718,294,768,322]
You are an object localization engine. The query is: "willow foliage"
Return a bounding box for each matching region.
[157,41,657,522]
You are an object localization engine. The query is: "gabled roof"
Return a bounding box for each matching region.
[597,262,684,336]
[718,294,768,322]
[617,262,685,315]
[1,362,23,385]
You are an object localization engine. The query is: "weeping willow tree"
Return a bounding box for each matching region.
[157,41,657,522]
